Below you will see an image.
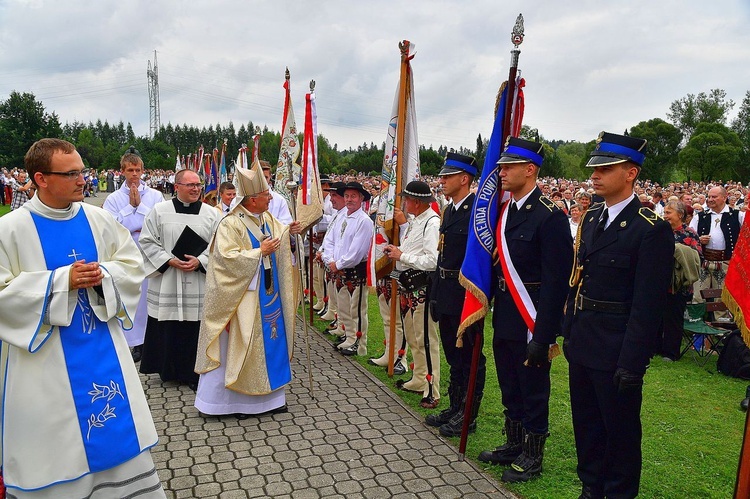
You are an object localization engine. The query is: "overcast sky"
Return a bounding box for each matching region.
[1,0,749,153]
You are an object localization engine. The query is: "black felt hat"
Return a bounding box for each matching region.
[400,180,435,203]
[324,181,347,196]
[343,181,372,201]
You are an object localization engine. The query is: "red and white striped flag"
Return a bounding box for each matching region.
[301,90,318,205]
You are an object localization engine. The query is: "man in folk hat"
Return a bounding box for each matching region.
[195,159,301,418]
[311,175,334,313]
[425,152,487,436]
[369,185,409,377]
[384,180,442,409]
[318,181,347,336]
[477,137,572,483]
[564,132,673,499]
[102,146,165,363]
[326,182,375,356]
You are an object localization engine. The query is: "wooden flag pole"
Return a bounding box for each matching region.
[459,14,524,460]
[387,40,411,378]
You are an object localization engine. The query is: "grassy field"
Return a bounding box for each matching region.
[305,291,746,498]
[0,204,10,217]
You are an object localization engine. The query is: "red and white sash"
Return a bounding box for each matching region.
[497,200,535,343]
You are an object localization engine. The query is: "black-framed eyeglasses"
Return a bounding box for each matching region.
[176,182,204,189]
[39,169,88,180]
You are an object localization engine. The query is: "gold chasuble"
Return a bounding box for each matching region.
[195,205,299,395]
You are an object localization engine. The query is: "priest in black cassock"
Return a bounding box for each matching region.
[139,169,222,390]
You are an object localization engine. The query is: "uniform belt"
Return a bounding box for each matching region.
[497,277,541,292]
[703,248,727,262]
[438,267,460,279]
[575,295,630,314]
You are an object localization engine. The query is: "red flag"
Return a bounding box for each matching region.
[723,219,750,342]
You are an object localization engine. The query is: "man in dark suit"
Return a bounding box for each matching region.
[563,132,673,499]
[425,153,486,436]
[477,138,573,483]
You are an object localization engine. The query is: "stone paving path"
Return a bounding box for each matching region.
[140,322,514,498]
[90,192,513,498]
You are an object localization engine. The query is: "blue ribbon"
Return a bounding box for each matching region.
[596,142,645,165]
[247,227,292,391]
[503,145,544,166]
[30,210,140,473]
[444,158,477,176]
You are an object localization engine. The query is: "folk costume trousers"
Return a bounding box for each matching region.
[336,279,368,355]
[401,289,441,400]
[373,281,409,370]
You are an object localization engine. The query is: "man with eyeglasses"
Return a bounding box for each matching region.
[0,138,166,497]
[195,159,301,418]
[138,168,222,392]
[103,146,165,363]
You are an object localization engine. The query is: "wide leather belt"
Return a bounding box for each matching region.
[575,295,630,314]
[497,277,541,292]
[703,248,727,262]
[438,267,460,279]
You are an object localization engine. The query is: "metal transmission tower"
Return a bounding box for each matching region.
[147,50,160,138]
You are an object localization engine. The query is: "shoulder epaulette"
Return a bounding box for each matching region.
[638,207,659,225]
[589,201,605,210]
[539,195,557,212]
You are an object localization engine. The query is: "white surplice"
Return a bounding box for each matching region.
[0,196,163,497]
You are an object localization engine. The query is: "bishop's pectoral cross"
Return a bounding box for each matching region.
[260,216,274,295]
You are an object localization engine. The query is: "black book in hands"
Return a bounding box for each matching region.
[171,226,208,260]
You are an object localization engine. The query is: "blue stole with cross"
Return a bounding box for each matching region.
[247,227,291,391]
[30,209,140,473]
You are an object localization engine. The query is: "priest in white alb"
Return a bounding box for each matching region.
[0,139,164,498]
[195,158,301,418]
[102,146,164,363]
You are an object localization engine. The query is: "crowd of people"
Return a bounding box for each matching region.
[1,133,748,498]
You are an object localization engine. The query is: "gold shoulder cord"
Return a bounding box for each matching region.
[568,214,584,287]
[567,211,585,314]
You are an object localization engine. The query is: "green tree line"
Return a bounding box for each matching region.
[2,88,750,183]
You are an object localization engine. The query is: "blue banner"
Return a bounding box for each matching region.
[458,84,508,334]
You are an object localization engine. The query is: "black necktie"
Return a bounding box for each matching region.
[595,208,608,239]
[451,204,457,215]
[224,207,229,213]
[508,202,518,220]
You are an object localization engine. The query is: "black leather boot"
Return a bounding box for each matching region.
[439,393,482,437]
[478,417,523,465]
[501,430,548,483]
[425,384,462,427]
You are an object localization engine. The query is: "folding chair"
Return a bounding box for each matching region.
[701,288,737,330]
[681,302,730,366]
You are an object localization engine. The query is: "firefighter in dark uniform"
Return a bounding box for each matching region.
[477,138,573,483]
[425,152,487,437]
[563,132,673,499]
